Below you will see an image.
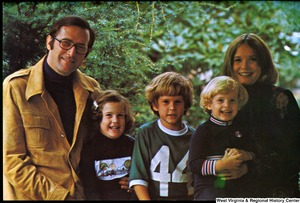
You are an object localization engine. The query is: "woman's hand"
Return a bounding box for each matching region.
[218,162,248,180]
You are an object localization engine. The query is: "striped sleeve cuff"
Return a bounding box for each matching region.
[201,160,216,176]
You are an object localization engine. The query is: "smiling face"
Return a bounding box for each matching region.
[99,102,126,139]
[207,90,240,122]
[153,95,185,130]
[232,43,262,86]
[46,25,90,76]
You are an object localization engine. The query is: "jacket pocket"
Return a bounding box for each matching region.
[23,113,51,147]
[23,114,50,129]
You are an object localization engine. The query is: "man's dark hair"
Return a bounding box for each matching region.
[48,15,95,57]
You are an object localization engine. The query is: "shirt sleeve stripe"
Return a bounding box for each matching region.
[201,160,216,176]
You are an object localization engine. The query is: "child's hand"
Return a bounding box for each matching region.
[226,148,254,162]
[119,177,133,193]
[221,148,243,170]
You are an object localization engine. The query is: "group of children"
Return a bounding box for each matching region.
[80,72,255,200]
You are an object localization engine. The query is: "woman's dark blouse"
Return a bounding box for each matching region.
[80,133,135,200]
[189,117,255,200]
[235,83,300,197]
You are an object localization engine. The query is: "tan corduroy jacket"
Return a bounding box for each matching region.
[3,56,102,200]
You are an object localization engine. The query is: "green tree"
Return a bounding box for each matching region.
[145,1,300,125]
[3,1,300,129]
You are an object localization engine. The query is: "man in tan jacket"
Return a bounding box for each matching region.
[3,15,102,200]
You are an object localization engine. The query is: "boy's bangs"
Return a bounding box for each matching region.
[160,84,183,96]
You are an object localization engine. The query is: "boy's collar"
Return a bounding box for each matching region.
[210,116,232,126]
[157,119,188,136]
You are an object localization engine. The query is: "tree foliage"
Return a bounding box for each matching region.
[3,1,300,130]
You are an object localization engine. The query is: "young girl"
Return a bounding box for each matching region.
[80,90,136,200]
[188,76,256,200]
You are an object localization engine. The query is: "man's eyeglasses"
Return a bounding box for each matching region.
[52,36,88,55]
